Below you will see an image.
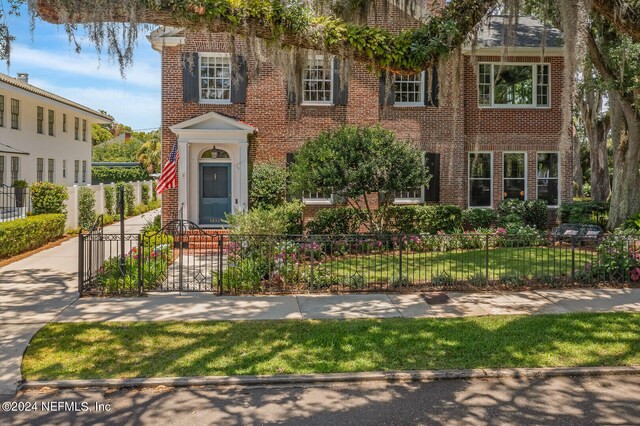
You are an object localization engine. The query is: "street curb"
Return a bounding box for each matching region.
[20,366,640,391]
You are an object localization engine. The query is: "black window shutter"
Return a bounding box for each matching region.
[379,72,395,106]
[182,53,199,103]
[424,153,440,203]
[332,58,348,106]
[425,67,439,107]
[230,55,247,104]
[286,153,296,200]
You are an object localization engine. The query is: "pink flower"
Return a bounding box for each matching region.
[631,268,640,282]
[496,228,507,236]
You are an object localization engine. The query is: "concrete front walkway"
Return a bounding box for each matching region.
[0,210,159,395]
[54,287,640,323]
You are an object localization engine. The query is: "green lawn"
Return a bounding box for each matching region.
[23,313,640,380]
[319,247,594,282]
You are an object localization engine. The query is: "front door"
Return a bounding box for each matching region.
[199,163,231,225]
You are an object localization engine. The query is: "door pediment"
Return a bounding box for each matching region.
[170,112,256,142]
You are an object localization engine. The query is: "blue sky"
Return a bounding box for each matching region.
[4,6,160,130]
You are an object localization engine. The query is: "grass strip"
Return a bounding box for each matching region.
[23,313,640,380]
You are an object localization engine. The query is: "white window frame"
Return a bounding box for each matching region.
[63,159,67,179]
[302,191,334,205]
[502,152,527,201]
[82,160,87,183]
[477,63,551,109]
[10,156,19,184]
[536,151,560,208]
[10,99,19,130]
[48,158,54,183]
[468,152,493,208]
[393,71,426,107]
[198,53,232,105]
[36,157,44,182]
[394,152,426,204]
[301,55,334,106]
[74,160,79,184]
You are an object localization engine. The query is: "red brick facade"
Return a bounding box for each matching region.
[157,20,571,224]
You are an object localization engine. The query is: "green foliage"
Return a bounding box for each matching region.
[306,208,365,235]
[30,182,68,215]
[104,186,116,215]
[77,187,96,230]
[92,137,143,162]
[141,184,150,205]
[467,272,488,287]
[136,137,161,174]
[115,183,135,216]
[11,179,27,188]
[91,124,113,145]
[151,182,158,201]
[461,208,497,230]
[497,199,549,229]
[226,201,304,235]
[497,199,526,219]
[560,201,610,226]
[431,272,455,286]
[421,205,463,234]
[133,199,161,216]
[290,125,429,231]
[91,166,148,184]
[0,214,65,258]
[220,258,269,292]
[381,205,462,234]
[623,213,640,230]
[249,162,288,209]
[499,273,527,286]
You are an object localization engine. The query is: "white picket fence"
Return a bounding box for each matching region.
[65,180,156,229]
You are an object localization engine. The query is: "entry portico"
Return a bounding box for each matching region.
[169,112,255,226]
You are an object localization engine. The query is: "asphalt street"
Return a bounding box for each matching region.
[2,374,640,425]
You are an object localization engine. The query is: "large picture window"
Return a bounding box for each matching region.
[503,153,526,201]
[478,63,550,107]
[199,54,232,103]
[303,56,333,105]
[537,153,559,206]
[469,153,492,208]
[394,72,424,106]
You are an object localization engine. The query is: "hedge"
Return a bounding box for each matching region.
[0,214,66,258]
[91,166,148,184]
[30,182,68,215]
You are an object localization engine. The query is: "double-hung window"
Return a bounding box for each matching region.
[10,157,19,184]
[469,153,493,208]
[302,190,333,205]
[82,160,87,182]
[62,160,67,179]
[48,110,55,136]
[62,114,67,133]
[503,153,526,200]
[0,155,4,186]
[48,159,54,182]
[0,95,4,128]
[537,153,559,206]
[74,160,79,184]
[10,99,19,129]
[303,56,333,105]
[37,106,44,134]
[74,117,79,140]
[36,158,44,182]
[394,72,425,106]
[82,119,87,141]
[478,63,550,107]
[199,54,232,103]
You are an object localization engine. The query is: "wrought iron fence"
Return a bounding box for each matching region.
[78,223,640,296]
[0,185,30,222]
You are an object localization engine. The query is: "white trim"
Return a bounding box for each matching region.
[301,55,334,106]
[502,151,528,201]
[394,152,426,204]
[302,192,333,205]
[536,151,560,208]
[462,47,565,56]
[468,152,493,208]
[169,111,256,134]
[477,62,551,109]
[393,71,426,107]
[198,53,233,105]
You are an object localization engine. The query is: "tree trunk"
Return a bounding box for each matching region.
[607,94,640,229]
[572,123,584,197]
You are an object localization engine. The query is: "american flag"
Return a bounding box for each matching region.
[155,142,179,194]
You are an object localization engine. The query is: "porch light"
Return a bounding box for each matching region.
[211,145,218,158]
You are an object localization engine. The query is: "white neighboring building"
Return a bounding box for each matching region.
[0,72,112,187]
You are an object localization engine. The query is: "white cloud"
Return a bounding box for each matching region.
[10,43,160,90]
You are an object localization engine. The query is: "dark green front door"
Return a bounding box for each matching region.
[199,163,231,225]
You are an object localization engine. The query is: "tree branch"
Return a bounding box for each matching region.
[592,0,640,43]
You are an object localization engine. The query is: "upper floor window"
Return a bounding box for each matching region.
[469,152,493,208]
[303,56,333,105]
[0,95,4,128]
[394,72,425,106]
[478,63,550,108]
[82,119,87,141]
[74,117,79,140]
[48,110,55,136]
[10,99,19,129]
[37,106,44,134]
[199,54,231,103]
[62,113,67,133]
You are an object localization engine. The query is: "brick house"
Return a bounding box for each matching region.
[148,9,570,227]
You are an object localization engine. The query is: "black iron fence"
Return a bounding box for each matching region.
[78,221,640,296]
[0,185,30,222]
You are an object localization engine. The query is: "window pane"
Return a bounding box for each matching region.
[504,179,525,200]
[493,65,533,105]
[504,153,525,178]
[536,65,550,107]
[537,153,558,178]
[200,55,232,101]
[470,153,491,178]
[478,64,492,105]
[394,73,424,105]
[303,57,333,104]
[537,153,559,205]
[537,179,558,205]
[470,180,492,207]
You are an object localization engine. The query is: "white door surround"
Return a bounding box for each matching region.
[169,112,256,226]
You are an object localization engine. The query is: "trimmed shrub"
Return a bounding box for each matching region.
[30,182,68,215]
[306,207,366,235]
[104,186,116,215]
[226,201,304,235]
[381,205,425,234]
[151,181,158,201]
[77,187,96,230]
[0,214,66,258]
[497,199,526,221]
[141,184,150,205]
[421,205,463,234]
[498,199,549,229]
[559,201,609,227]
[523,199,549,229]
[91,166,148,184]
[249,163,288,209]
[461,208,497,230]
[115,183,135,216]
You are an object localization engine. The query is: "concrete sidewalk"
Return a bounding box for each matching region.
[0,210,159,395]
[55,287,640,323]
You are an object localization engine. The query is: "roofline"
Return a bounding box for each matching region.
[0,73,113,122]
[169,111,256,133]
[461,46,565,56]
